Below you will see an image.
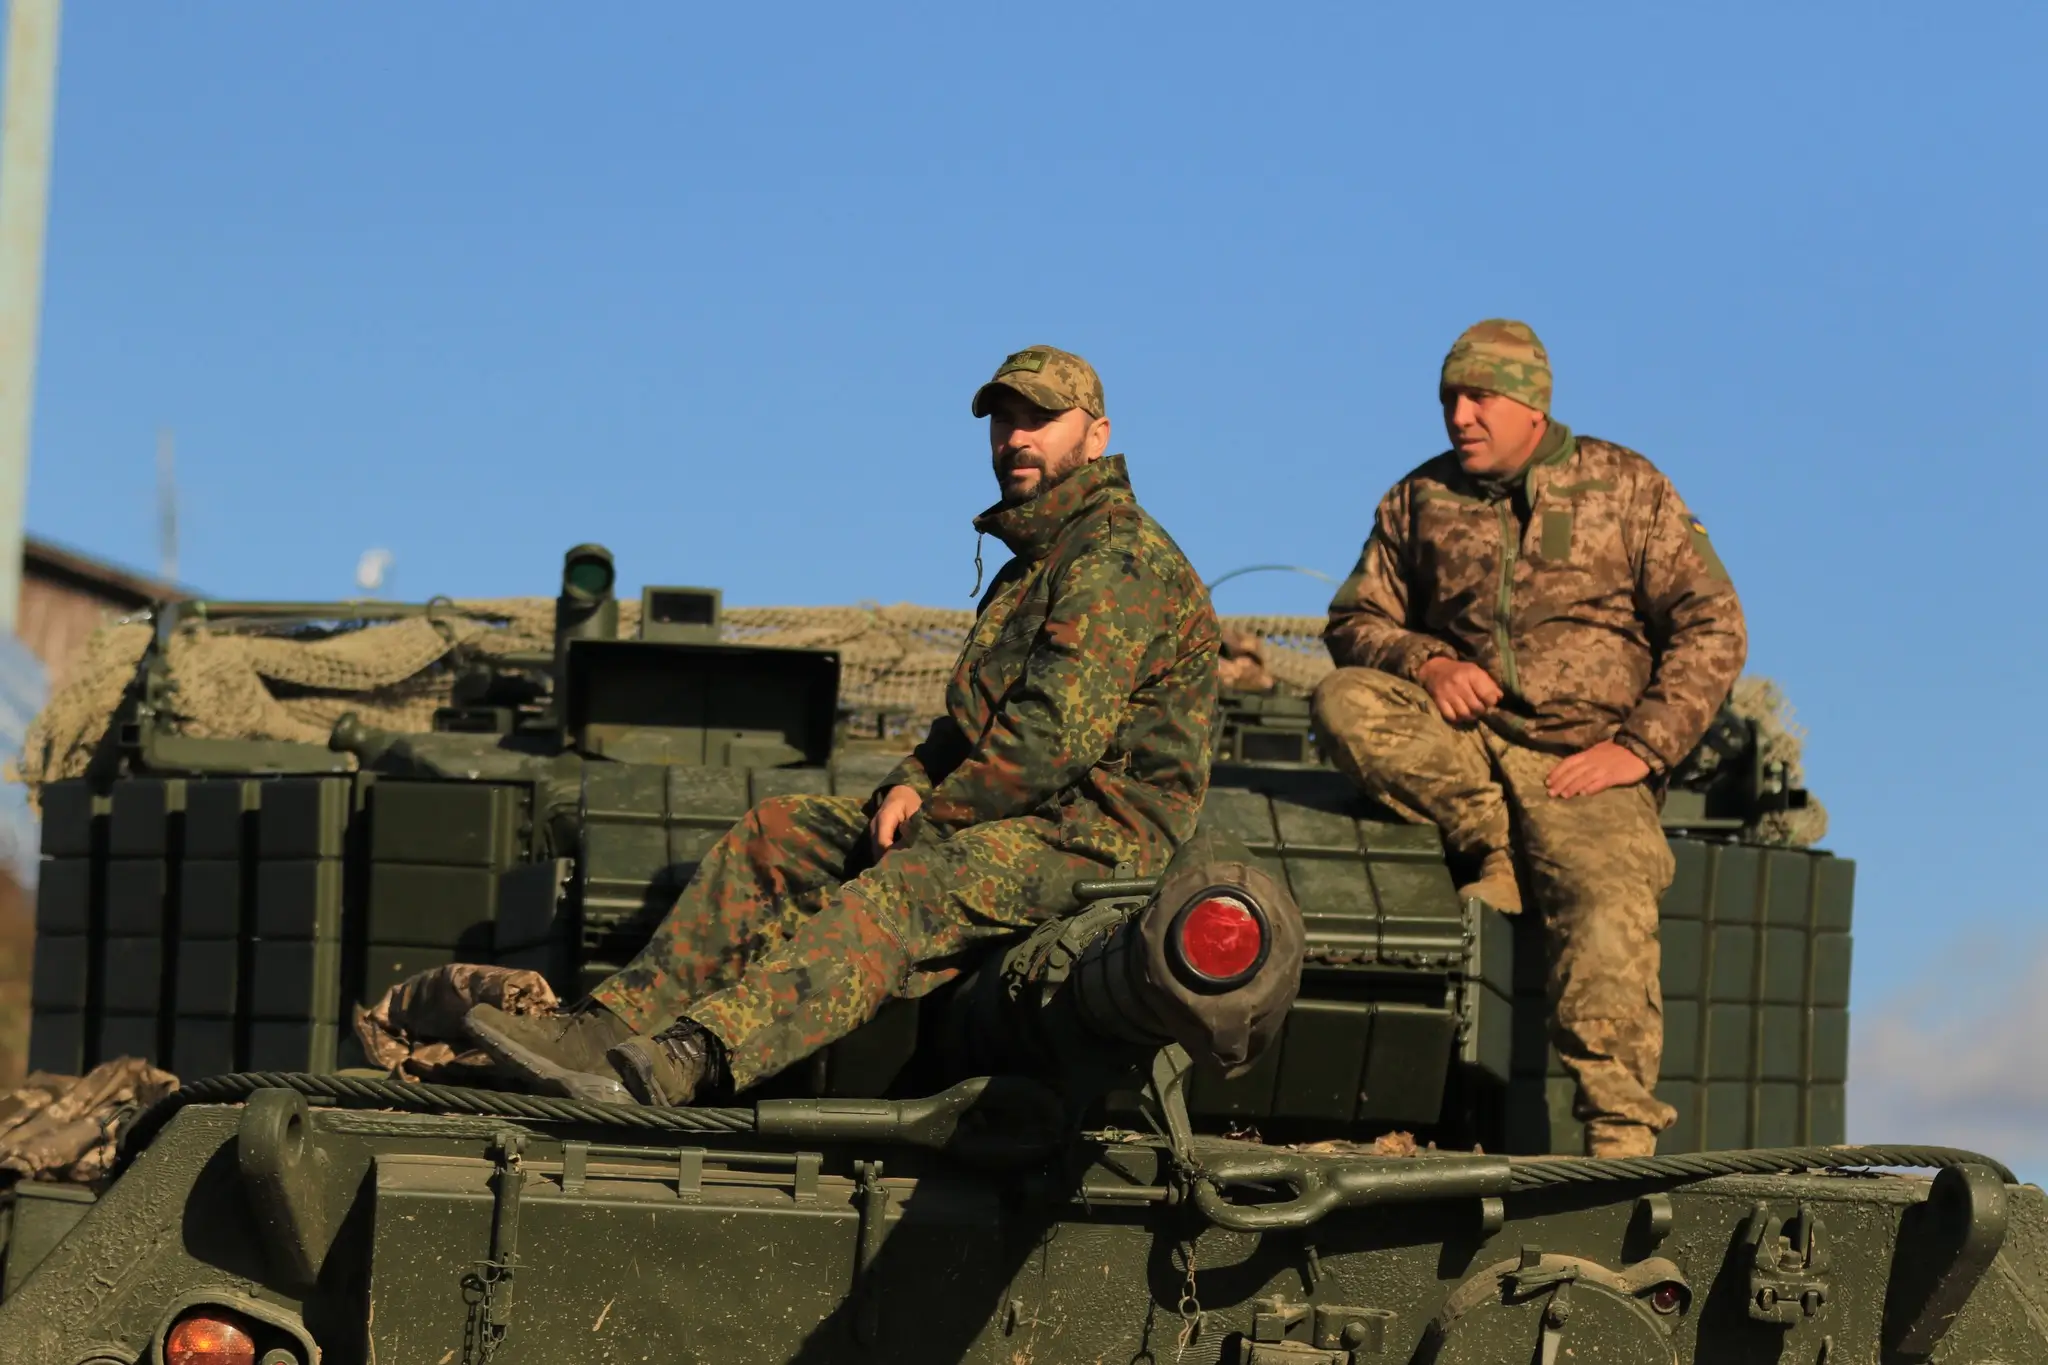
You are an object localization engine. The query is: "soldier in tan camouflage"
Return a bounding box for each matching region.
[469,346,1222,1106]
[1317,320,1746,1157]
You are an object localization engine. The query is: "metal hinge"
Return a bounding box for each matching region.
[463,1131,527,1364]
[1238,1296,1394,1363]
[1743,1202,1830,1325]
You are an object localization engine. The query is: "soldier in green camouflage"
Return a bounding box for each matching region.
[470,346,1222,1105]
[1316,320,1746,1157]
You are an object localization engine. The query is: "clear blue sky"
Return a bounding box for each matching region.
[16,6,2047,1159]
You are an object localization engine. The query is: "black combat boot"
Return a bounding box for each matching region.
[606,1018,732,1106]
[465,1000,636,1103]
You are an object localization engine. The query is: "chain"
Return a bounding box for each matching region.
[462,1260,511,1364]
[1173,1240,1204,1362]
[462,1132,524,1365]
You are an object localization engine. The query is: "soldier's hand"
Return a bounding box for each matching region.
[869,784,924,857]
[1417,657,1503,724]
[1546,741,1652,799]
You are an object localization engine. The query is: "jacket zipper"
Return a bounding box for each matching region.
[1493,499,1520,696]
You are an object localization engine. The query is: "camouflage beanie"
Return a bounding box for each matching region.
[1439,319,1551,415]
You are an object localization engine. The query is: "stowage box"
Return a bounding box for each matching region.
[29,774,531,1077]
[28,760,1851,1155]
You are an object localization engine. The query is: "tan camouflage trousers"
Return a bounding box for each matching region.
[1312,667,1678,1153]
[590,794,1110,1090]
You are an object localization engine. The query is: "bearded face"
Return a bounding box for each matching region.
[986,391,1109,503]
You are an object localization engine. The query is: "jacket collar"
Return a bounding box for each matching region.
[1519,420,1577,499]
[1465,421,1577,502]
[974,454,1134,560]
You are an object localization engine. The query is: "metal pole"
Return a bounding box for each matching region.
[0,0,61,633]
[157,427,176,584]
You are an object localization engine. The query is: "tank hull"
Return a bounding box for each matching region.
[2,1094,2042,1365]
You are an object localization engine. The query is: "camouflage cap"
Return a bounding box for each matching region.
[1440,319,1552,415]
[971,345,1106,420]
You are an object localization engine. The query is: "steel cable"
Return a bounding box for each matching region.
[1507,1144,2016,1189]
[149,1071,757,1135]
[135,1079,2021,1190]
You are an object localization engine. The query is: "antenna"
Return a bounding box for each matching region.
[156,426,177,584]
[1206,563,1336,591]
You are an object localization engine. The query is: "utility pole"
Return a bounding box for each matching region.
[0,0,60,634]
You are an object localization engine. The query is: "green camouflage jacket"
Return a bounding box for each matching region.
[883,455,1220,869]
[1324,424,1746,774]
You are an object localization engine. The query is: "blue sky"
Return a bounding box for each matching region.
[14,6,2047,1158]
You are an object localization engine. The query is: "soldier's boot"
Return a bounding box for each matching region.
[465,1001,636,1104]
[1585,1119,1658,1159]
[608,1018,732,1107]
[1456,849,1524,914]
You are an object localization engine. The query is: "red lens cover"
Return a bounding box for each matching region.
[1178,896,1263,981]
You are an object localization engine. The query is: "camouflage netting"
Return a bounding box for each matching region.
[16,601,1331,792]
[15,603,1823,845]
[1215,617,1345,694]
[1705,675,1829,848]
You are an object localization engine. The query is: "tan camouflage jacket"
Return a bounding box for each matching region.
[1324,423,1746,774]
[883,455,1220,869]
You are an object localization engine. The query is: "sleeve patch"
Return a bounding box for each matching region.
[1687,525,1730,583]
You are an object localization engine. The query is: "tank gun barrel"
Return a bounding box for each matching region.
[1076,829,1305,1071]
[954,829,1305,1082]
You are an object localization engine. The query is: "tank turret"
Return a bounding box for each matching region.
[8,542,2040,1365]
[24,543,1857,1155]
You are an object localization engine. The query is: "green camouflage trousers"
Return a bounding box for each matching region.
[1312,667,1679,1147]
[590,794,1111,1090]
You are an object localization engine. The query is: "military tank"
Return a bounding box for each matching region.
[1,544,2041,1365]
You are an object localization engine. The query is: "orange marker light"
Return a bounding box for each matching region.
[165,1311,257,1365]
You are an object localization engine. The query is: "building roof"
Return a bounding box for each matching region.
[23,534,187,610]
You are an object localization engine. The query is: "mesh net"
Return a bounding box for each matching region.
[1725,674,1829,847]
[15,621,152,795]
[14,602,1822,845]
